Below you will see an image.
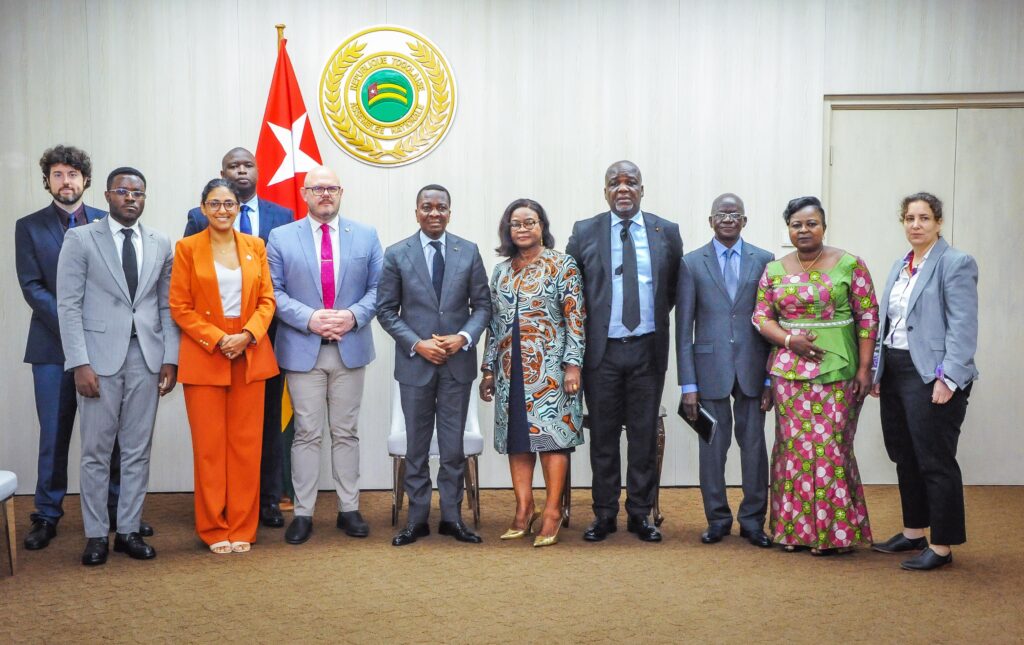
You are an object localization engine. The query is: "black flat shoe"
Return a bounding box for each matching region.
[24,519,57,550]
[337,511,369,537]
[438,521,482,543]
[113,532,156,560]
[872,532,928,554]
[626,515,662,542]
[81,537,109,566]
[284,516,313,545]
[739,527,773,548]
[260,503,285,528]
[701,524,730,544]
[582,517,617,542]
[901,547,952,571]
[392,523,430,546]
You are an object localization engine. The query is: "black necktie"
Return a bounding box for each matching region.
[122,228,138,302]
[429,240,444,302]
[620,220,640,331]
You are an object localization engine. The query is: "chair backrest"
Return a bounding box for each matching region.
[387,377,484,455]
[0,470,17,501]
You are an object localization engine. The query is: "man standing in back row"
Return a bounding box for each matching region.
[566,160,683,543]
[676,193,774,548]
[184,147,294,529]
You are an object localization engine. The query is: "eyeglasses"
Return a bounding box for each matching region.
[712,212,745,222]
[418,204,450,215]
[108,188,146,199]
[510,219,539,230]
[304,186,342,196]
[205,200,238,211]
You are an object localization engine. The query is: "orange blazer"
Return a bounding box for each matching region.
[170,229,280,386]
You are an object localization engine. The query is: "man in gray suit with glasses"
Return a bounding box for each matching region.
[676,193,774,548]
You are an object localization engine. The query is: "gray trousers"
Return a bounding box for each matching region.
[78,338,159,538]
[700,380,768,532]
[288,344,365,517]
[399,369,471,524]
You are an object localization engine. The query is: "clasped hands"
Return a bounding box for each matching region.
[309,308,356,341]
[415,334,467,365]
[218,330,254,360]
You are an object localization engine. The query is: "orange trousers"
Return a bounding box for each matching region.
[183,320,265,545]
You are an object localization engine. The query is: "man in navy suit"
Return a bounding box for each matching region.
[16,145,152,549]
[183,147,294,528]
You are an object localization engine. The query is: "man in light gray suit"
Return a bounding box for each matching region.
[267,165,383,546]
[57,167,179,565]
[676,193,774,548]
[376,185,491,546]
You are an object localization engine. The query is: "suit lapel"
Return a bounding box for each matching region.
[237,233,258,313]
[405,235,438,306]
[906,238,948,316]
[91,221,132,304]
[642,213,661,298]
[599,212,612,285]
[194,229,222,315]
[702,243,730,301]
[440,233,465,304]
[335,220,352,303]
[43,206,65,248]
[733,243,759,309]
[136,224,159,298]
[298,220,324,303]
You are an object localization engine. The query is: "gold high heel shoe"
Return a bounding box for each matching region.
[500,511,541,540]
[533,517,564,547]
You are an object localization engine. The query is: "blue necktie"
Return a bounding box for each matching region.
[239,204,253,235]
[67,212,77,229]
[429,240,444,302]
[723,249,738,301]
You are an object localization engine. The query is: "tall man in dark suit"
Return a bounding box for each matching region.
[376,185,491,546]
[15,145,152,550]
[677,193,774,548]
[57,167,179,565]
[566,160,683,542]
[184,147,294,529]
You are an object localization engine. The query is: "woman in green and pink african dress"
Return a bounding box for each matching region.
[752,196,878,555]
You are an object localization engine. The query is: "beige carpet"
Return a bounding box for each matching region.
[1,486,1021,644]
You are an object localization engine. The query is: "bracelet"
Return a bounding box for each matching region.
[784,334,792,349]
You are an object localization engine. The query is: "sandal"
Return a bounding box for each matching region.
[230,541,251,553]
[810,546,853,557]
[210,541,232,555]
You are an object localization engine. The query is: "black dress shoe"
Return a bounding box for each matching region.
[582,517,617,542]
[337,511,369,537]
[81,537,109,566]
[701,524,730,544]
[872,532,928,554]
[626,515,662,542]
[740,527,773,548]
[901,547,952,571]
[114,532,156,560]
[285,516,313,545]
[392,523,430,546]
[438,521,482,543]
[24,519,57,550]
[260,503,285,528]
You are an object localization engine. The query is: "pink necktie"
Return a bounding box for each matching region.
[320,223,335,309]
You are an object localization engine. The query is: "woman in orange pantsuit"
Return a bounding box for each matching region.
[170,179,279,554]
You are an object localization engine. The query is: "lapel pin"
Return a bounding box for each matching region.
[655,227,661,232]
[246,254,252,260]
[345,227,351,233]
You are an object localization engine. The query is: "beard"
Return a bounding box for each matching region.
[50,185,83,206]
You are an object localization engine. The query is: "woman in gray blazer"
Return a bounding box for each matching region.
[871,192,979,571]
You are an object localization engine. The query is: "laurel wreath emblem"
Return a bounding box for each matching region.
[321,34,454,164]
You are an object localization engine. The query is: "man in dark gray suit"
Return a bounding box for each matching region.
[376,185,491,546]
[676,193,774,548]
[567,161,683,543]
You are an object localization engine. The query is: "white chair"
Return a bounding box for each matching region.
[387,379,485,528]
[0,470,17,575]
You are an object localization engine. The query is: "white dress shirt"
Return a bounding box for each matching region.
[107,216,143,279]
[309,215,341,284]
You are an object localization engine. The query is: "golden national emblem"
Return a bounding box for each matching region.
[319,25,457,167]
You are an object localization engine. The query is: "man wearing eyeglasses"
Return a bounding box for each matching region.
[676,193,775,548]
[266,165,383,545]
[376,184,491,546]
[566,160,683,543]
[183,147,295,530]
[56,167,180,565]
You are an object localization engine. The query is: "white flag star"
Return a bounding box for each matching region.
[266,113,319,186]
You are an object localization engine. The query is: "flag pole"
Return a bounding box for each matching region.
[276,23,285,49]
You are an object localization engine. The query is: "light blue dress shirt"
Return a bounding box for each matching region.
[236,195,259,234]
[609,211,655,338]
[681,237,769,395]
